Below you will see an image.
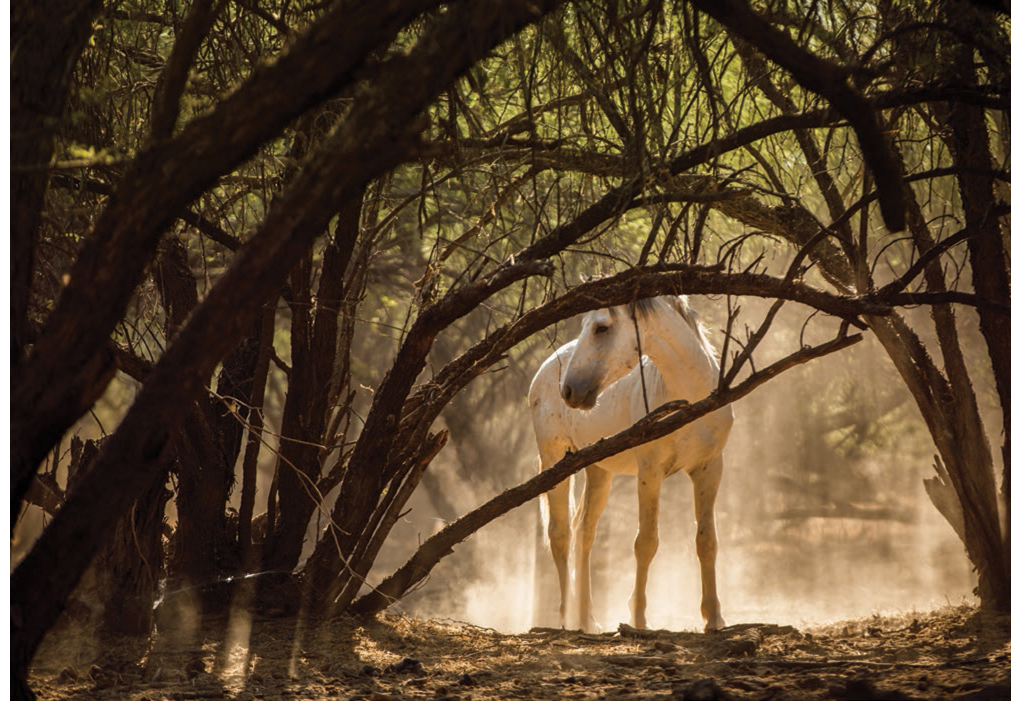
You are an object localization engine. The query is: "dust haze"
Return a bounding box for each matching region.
[11,298,983,641]
[370,298,981,633]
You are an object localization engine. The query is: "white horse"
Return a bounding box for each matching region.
[528,295,733,632]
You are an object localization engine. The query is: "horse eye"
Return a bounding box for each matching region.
[594,324,610,335]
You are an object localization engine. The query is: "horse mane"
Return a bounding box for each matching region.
[617,295,716,357]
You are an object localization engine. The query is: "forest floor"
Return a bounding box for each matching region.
[29,603,1009,701]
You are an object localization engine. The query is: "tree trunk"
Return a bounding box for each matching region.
[12,4,565,692]
[937,1,1010,609]
[63,436,171,637]
[263,194,362,574]
[11,0,102,371]
[154,234,261,613]
[9,0,447,514]
[238,303,278,566]
[10,1,105,537]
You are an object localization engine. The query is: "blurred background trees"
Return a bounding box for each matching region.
[12,0,1008,696]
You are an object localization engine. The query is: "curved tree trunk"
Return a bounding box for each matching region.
[938,1,1010,595]
[10,0,104,531]
[12,3,565,695]
[698,0,1009,611]
[263,193,362,574]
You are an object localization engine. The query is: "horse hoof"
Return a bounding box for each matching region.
[704,615,726,633]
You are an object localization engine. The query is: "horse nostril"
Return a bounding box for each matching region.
[562,385,573,404]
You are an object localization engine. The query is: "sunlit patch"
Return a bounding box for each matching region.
[220,603,254,686]
[460,516,538,632]
[288,612,311,680]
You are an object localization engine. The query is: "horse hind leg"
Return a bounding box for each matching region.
[573,466,612,632]
[629,472,662,630]
[691,455,725,632]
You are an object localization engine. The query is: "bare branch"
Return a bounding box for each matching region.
[12,0,567,670]
[12,0,449,500]
[689,0,906,232]
[875,228,974,298]
[396,266,888,458]
[51,174,242,251]
[875,290,1010,314]
[150,0,226,141]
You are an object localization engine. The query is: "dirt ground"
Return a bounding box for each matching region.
[29,603,1009,700]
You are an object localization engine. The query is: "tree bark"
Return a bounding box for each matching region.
[264,188,362,574]
[237,302,278,564]
[937,1,1010,607]
[10,0,446,514]
[11,0,103,374]
[154,234,258,612]
[61,436,171,637]
[11,1,566,692]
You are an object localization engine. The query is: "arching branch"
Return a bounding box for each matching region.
[688,0,906,231]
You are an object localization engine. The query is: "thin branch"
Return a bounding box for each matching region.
[689,0,906,231]
[721,298,786,387]
[150,0,226,141]
[51,174,242,250]
[397,265,890,453]
[875,227,974,298]
[875,290,1009,314]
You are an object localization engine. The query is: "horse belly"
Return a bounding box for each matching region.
[669,408,733,475]
[596,446,639,476]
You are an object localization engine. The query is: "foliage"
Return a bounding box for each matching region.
[11,0,1009,696]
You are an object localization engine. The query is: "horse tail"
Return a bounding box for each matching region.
[538,454,552,546]
[539,481,551,547]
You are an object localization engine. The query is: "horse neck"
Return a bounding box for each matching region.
[635,309,718,397]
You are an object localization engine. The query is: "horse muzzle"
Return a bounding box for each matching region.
[561,381,599,410]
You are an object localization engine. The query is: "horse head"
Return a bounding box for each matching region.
[560,304,641,409]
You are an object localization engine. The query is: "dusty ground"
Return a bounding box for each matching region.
[29,604,1009,700]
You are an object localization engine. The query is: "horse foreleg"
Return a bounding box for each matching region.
[573,466,612,632]
[629,473,662,630]
[545,479,573,628]
[692,455,725,632]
